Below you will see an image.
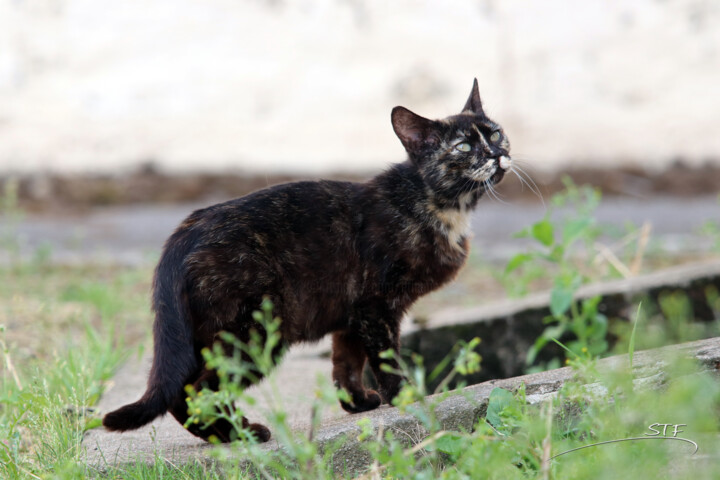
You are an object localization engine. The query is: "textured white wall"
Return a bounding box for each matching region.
[0,0,719,173]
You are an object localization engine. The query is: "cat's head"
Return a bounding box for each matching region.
[391,78,511,209]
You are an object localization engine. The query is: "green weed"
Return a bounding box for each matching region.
[504,179,613,365]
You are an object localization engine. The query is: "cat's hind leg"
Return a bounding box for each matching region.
[331,331,382,413]
[168,367,271,443]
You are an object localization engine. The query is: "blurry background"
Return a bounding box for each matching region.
[1,0,719,176]
[3,2,720,472]
[0,0,718,264]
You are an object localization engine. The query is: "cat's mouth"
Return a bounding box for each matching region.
[490,167,505,185]
[470,156,509,185]
[490,155,512,184]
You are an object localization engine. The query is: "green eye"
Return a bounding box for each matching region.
[490,131,502,143]
[455,142,471,152]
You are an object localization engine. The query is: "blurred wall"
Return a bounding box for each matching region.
[0,0,719,174]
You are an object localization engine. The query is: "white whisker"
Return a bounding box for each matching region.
[486,181,503,204]
[483,179,509,205]
[509,161,545,208]
[512,165,540,196]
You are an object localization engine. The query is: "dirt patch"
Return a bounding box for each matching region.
[4,161,719,213]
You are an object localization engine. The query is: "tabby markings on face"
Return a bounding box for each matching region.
[467,157,499,183]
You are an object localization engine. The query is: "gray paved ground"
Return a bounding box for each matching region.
[8,194,719,265]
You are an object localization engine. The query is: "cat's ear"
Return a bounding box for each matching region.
[462,78,483,113]
[391,106,438,154]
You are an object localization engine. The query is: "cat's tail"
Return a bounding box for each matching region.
[103,244,198,432]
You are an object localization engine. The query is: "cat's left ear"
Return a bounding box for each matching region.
[462,78,483,113]
[391,106,438,155]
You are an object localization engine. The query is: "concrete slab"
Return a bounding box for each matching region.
[84,340,345,467]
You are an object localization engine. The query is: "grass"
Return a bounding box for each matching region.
[0,261,154,479]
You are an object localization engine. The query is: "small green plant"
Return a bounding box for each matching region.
[628,302,641,368]
[184,298,347,478]
[503,177,602,295]
[352,339,483,477]
[504,178,610,365]
[185,300,488,479]
[609,290,720,357]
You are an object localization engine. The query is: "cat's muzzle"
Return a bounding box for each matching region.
[489,155,511,184]
[470,155,510,184]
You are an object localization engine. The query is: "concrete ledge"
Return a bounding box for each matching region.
[300,336,720,474]
[426,259,720,328]
[404,259,720,384]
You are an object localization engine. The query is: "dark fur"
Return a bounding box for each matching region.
[103,79,511,442]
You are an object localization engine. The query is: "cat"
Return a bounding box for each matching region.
[102,79,512,443]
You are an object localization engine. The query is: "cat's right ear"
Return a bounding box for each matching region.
[391,107,438,155]
[462,78,483,113]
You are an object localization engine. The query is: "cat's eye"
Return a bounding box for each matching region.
[455,142,472,152]
[490,131,502,143]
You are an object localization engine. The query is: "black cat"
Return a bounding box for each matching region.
[103,79,512,442]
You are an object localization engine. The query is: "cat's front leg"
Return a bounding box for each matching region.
[355,314,405,404]
[331,331,382,413]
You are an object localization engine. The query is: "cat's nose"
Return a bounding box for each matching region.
[498,155,512,170]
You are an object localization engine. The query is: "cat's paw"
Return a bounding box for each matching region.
[378,377,404,405]
[340,389,382,413]
[248,423,272,443]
